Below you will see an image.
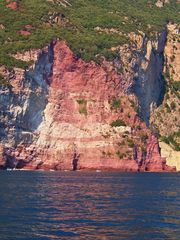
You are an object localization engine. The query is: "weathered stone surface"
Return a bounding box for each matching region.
[160,142,180,171]
[0,40,175,171]
[164,23,180,82]
[150,23,180,148]
[6,0,17,10]
[112,30,167,124]
[140,135,173,172]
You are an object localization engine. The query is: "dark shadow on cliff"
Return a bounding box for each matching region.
[0,42,55,148]
[131,30,167,126]
[72,151,80,171]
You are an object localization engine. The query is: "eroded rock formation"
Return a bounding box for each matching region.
[0,40,175,171]
[113,30,167,124]
[149,23,180,163]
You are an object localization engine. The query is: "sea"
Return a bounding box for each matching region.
[0,171,179,240]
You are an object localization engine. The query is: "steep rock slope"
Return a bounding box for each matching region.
[149,24,180,169]
[0,0,179,171]
[160,142,180,171]
[112,30,167,124]
[150,24,180,161]
[0,40,173,171]
[110,24,179,168]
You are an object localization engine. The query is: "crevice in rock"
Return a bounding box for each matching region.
[132,30,167,125]
[72,150,80,171]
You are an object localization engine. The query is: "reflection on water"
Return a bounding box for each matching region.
[0,171,179,240]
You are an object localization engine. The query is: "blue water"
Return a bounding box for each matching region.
[0,171,179,240]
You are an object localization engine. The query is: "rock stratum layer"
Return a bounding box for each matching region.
[0,40,176,171]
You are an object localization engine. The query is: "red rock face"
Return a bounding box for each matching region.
[138,135,175,172]
[24,25,33,30]
[1,40,176,171]
[19,30,31,36]
[6,1,17,10]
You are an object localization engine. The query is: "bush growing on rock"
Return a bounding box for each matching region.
[127,138,135,148]
[77,99,87,115]
[170,101,176,110]
[116,151,125,159]
[140,134,148,143]
[110,119,126,127]
[110,97,121,110]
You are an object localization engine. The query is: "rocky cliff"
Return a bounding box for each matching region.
[0,40,174,171]
[110,24,180,169]
[150,23,180,166]
[111,30,167,125]
[0,0,179,171]
[160,141,180,171]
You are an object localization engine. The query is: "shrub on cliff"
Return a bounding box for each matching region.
[77,99,87,115]
[170,102,176,111]
[110,97,121,110]
[77,99,87,105]
[110,119,126,127]
[127,138,135,148]
[79,107,87,115]
[160,133,180,151]
[0,74,10,86]
[116,151,125,159]
[171,81,180,92]
[140,134,148,143]
[129,99,138,112]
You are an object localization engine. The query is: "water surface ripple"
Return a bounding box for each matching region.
[0,171,179,239]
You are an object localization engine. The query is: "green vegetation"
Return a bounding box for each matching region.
[110,97,121,110]
[116,151,125,159]
[140,134,148,142]
[77,99,87,105]
[171,81,180,92]
[116,150,131,159]
[0,74,10,86]
[164,79,180,100]
[0,0,179,69]
[160,131,180,151]
[136,125,142,130]
[110,119,126,127]
[77,98,87,115]
[169,81,180,99]
[79,107,87,115]
[127,138,135,148]
[102,151,112,157]
[129,99,138,112]
[165,103,171,113]
[170,101,176,111]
